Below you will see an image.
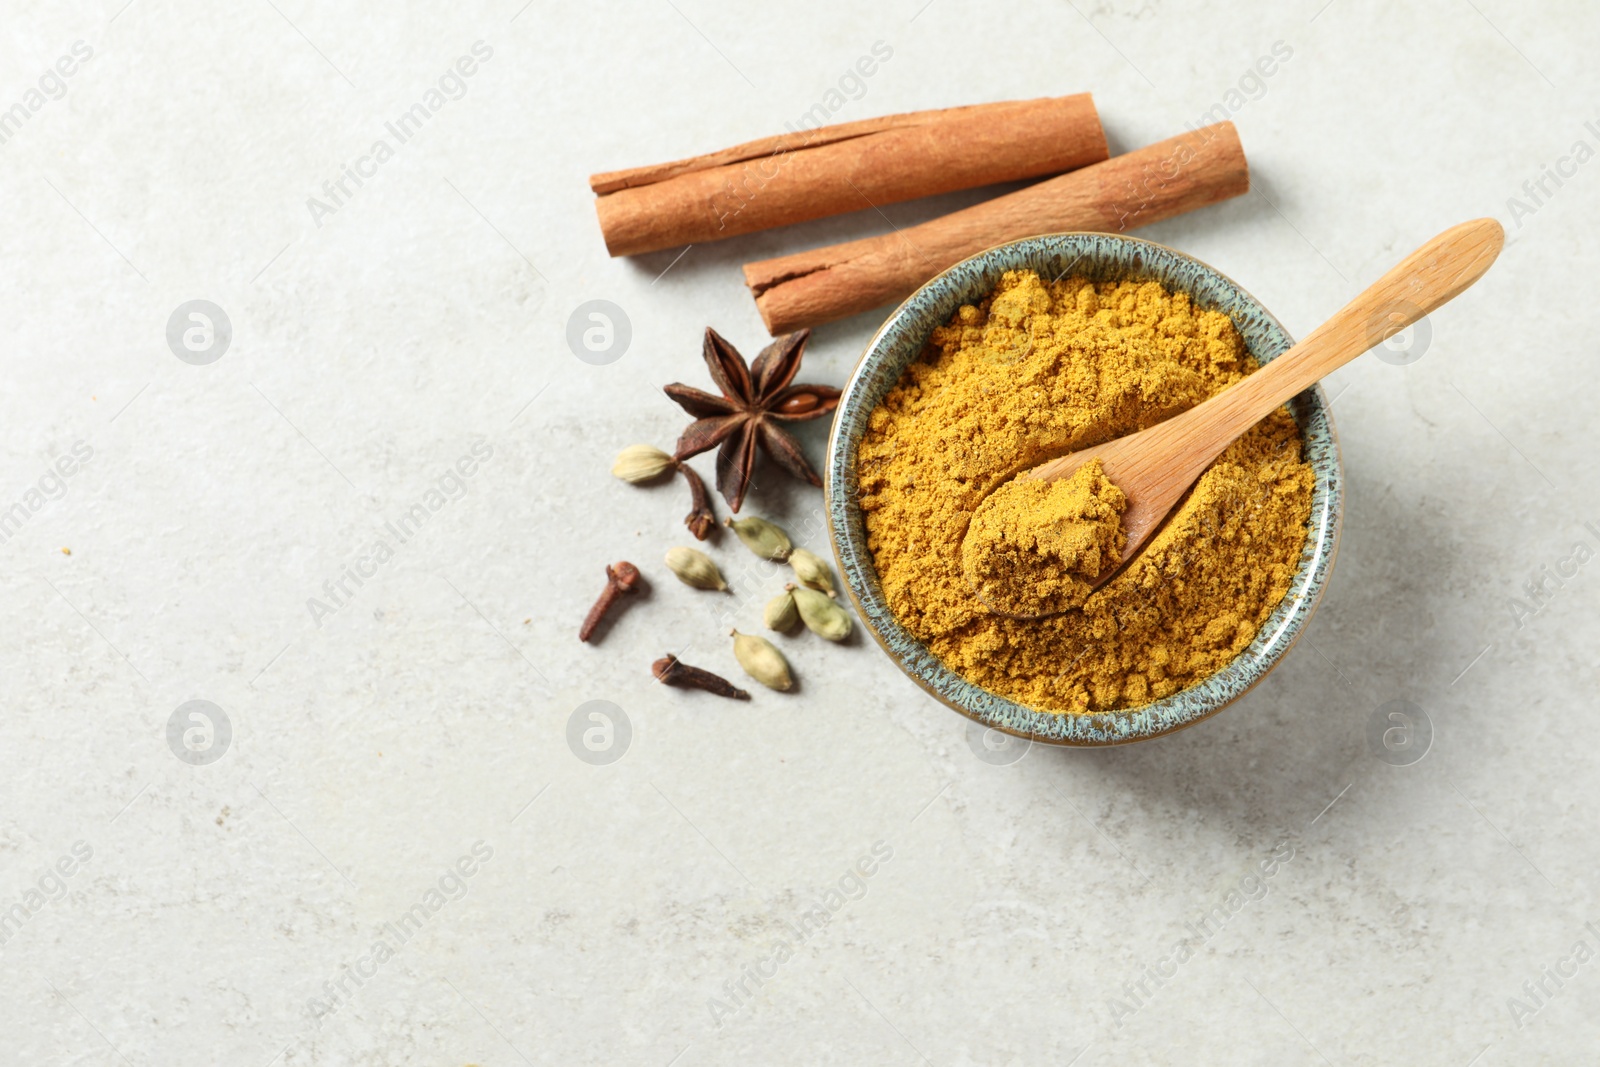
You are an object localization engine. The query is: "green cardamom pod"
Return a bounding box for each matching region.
[789,583,852,641]
[788,547,837,597]
[664,546,726,590]
[763,589,799,631]
[731,629,793,690]
[725,515,793,561]
[611,443,675,484]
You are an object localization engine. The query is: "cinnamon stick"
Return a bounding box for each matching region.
[744,122,1251,335]
[591,95,1108,257]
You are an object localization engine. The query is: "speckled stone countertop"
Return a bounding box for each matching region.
[2,2,1596,1063]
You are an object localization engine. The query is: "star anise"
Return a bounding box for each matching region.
[664,328,840,513]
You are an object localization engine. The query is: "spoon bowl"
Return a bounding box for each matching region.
[827,232,1344,746]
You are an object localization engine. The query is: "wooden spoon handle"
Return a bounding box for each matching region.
[1160,218,1504,469]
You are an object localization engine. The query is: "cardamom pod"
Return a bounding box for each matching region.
[763,589,799,631]
[789,583,852,641]
[787,547,837,597]
[611,444,675,484]
[731,628,793,691]
[725,515,793,561]
[664,546,727,590]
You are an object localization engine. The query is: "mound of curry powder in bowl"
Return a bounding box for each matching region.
[857,270,1315,714]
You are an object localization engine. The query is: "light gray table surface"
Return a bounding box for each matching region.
[2,1,1596,1063]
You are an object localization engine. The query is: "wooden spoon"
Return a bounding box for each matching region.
[965,217,1505,617]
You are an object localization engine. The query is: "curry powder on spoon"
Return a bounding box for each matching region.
[962,458,1128,618]
[858,270,1315,714]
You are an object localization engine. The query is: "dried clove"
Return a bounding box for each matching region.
[610,443,715,540]
[676,461,717,540]
[579,561,641,642]
[652,655,750,699]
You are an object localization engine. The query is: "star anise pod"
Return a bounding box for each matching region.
[664,328,840,513]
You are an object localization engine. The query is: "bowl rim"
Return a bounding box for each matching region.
[824,231,1345,746]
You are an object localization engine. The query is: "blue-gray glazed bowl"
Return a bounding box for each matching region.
[825,233,1343,746]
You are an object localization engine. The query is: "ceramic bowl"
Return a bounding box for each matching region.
[824,233,1343,746]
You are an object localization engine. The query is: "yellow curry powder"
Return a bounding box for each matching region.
[962,458,1127,618]
[858,270,1315,714]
